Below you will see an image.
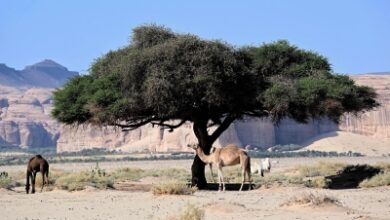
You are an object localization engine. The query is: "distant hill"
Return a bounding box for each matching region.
[0,59,78,88]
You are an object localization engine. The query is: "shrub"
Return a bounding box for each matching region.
[359,172,390,188]
[151,180,196,195]
[297,161,346,177]
[303,176,331,188]
[110,168,145,181]
[163,203,205,220]
[55,167,113,191]
[0,171,14,189]
[282,192,340,207]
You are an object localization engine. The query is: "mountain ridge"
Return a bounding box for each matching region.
[0,60,78,88]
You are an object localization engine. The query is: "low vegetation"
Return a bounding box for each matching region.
[163,203,205,220]
[0,171,16,189]
[151,180,197,195]
[282,192,340,207]
[55,166,114,191]
[360,172,390,188]
[2,160,390,191]
[359,162,390,188]
[6,165,192,192]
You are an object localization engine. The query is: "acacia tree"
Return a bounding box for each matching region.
[52,25,378,188]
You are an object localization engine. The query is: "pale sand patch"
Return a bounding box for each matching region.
[302,131,390,156]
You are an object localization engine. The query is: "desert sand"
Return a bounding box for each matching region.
[303,131,390,156]
[1,157,390,220]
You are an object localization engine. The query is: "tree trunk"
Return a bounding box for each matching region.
[191,117,211,189]
[191,155,207,189]
[191,139,212,189]
[190,115,235,189]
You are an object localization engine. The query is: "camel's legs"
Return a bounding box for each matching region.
[218,165,225,191]
[239,166,245,191]
[246,167,252,191]
[31,171,36,194]
[247,158,252,191]
[209,164,216,183]
[25,171,31,194]
[41,172,45,192]
[45,170,49,185]
[217,167,222,191]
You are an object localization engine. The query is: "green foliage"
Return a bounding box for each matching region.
[52,24,379,146]
[52,76,92,124]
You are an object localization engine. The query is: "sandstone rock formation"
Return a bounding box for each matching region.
[339,74,390,140]
[0,86,59,148]
[54,73,390,153]
[1,61,389,154]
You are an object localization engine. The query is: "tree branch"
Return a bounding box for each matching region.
[152,119,187,132]
[243,110,270,117]
[114,118,155,131]
[209,115,236,143]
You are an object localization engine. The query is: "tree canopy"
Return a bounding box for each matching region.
[52,24,379,188]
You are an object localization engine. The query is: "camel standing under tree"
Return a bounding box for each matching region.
[189,144,252,191]
[26,155,49,194]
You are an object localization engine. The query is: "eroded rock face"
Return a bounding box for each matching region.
[0,86,59,148]
[339,74,390,140]
[1,73,390,152]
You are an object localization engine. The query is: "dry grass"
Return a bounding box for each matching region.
[0,172,15,189]
[163,203,205,220]
[282,192,340,207]
[360,162,390,188]
[359,172,390,188]
[47,167,190,192]
[297,161,346,177]
[151,180,197,195]
[55,167,113,191]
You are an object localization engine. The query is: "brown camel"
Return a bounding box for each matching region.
[189,144,252,191]
[26,155,49,194]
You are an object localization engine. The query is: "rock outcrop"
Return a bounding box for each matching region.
[0,86,59,148]
[1,62,389,154]
[339,74,390,139]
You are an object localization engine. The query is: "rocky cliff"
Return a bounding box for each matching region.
[0,86,59,148]
[55,73,390,153]
[339,74,390,139]
[1,63,389,153]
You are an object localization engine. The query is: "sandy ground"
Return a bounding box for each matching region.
[1,157,390,220]
[303,131,390,156]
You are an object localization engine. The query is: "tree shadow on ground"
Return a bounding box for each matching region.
[203,183,255,191]
[325,164,381,189]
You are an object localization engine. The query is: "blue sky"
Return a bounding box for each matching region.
[0,0,389,74]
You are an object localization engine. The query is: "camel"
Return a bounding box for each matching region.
[189,144,252,191]
[26,155,49,194]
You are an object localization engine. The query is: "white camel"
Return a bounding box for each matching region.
[251,157,271,176]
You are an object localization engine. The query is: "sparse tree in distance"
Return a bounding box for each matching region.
[52,25,378,188]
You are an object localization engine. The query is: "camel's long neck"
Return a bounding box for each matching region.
[196,147,213,164]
